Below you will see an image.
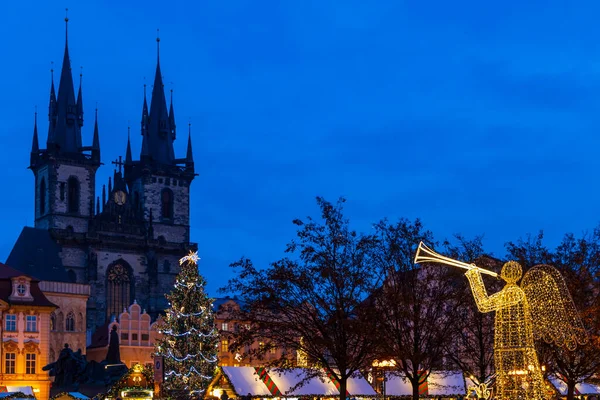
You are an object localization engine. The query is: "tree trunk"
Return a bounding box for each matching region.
[567,380,576,400]
[412,379,420,400]
[339,378,347,400]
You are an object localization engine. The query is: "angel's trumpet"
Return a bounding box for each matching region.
[414,242,498,278]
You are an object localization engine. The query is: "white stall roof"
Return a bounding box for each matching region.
[347,374,377,396]
[382,371,466,396]
[222,366,273,397]
[428,371,466,396]
[268,369,339,396]
[6,387,33,395]
[384,373,413,396]
[549,376,600,395]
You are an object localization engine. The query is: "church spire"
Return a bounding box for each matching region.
[77,69,84,127]
[125,126,132,164]
[169,89,176,140]
[143,32,175,166]
[31,111,40,166]
[51,11,83,154]
[140,84,149,159]
[47,66,57,146]
[186,122,194,173]
[92,108,100,162]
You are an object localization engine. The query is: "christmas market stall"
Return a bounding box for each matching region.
[548,376,600,399]
[207,367,375,400]
[101,363,154,400]
[0,387,35,399]
[383,371,466,399]
[208,366,273,399]
[266,368,339,397]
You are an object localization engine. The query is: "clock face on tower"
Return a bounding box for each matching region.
[114,190,127,206]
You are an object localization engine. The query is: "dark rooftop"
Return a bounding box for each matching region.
[5,227,70,282]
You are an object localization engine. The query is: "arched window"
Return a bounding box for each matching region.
[106,262,133,319]
[67,177,80,213]
[57,312,64,331]
[65,312,75,332]
[161,189,173,219]
[50,313,56,332]
[39,178,46,215]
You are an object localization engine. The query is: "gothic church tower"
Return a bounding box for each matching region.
[15,21,197,338]
[29,17,100,233]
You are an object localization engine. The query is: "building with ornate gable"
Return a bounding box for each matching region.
[86,301,160,368]
[0,262,56,400]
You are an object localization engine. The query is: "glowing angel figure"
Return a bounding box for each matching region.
[413,243,587,400]
[465,262,587,400]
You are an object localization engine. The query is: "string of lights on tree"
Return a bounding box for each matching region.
[154,251,219,395]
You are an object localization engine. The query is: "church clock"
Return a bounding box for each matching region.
[114,190,127,206]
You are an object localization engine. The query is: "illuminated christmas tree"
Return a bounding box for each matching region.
[154,251,219,397]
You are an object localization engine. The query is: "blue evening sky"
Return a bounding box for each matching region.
[1,1,599,296]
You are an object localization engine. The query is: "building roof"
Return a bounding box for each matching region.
[5,227,70,282]
[0,262,57,308]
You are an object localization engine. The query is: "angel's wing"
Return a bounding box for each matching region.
[521,264,587,351]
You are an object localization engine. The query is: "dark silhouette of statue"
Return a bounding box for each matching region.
[105,325,121,364]
[43,343,87,388]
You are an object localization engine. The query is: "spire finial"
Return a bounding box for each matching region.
[50,61,54,78]
[65,8,69,39]
[80,66,83,80]
[156,29,160,61]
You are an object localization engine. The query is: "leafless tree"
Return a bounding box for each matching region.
[222,197,382,400]
[371,219,465,400]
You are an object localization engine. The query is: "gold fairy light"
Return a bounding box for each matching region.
[414,243,587,400]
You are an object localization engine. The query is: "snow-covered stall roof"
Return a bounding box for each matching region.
[548,376,600,395]
[428,371,466,396]
[383,374,413,396]
[347,374,377,396]
[268,369,339,396]
[383,371,466,396]
[5,388,33,396]
[222,366,273,397]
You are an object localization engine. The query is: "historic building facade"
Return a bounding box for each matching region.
[40,281,90,361]
[9,20,197,339]
[0,263,56,400]
[86,301,160,368]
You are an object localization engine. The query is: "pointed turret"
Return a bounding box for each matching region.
[92,108,100,162]
[125,127,132,164]
[186,123,194,173]
[31,112,40,166]
[47,68,57,146]
[143,34,175,165]
[124,126,133,178]
[169,89,176,140]
[50,15,83,154]
[76,72,84,127]
[140,84,150,160]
